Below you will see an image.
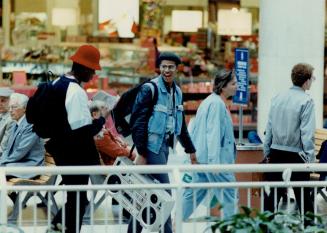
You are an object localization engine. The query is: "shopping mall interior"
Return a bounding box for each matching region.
[1,0,327,232]
[0,0,325,138]
[0,0,263,138]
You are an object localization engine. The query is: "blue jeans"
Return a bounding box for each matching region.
[127,140,172,233]
[182,172,238,220]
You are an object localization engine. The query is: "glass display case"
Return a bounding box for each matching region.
[1,42,152,87]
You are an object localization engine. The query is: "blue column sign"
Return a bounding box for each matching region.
[233,48,249,105]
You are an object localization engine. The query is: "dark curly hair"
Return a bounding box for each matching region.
[291,63,314,87]
[213,69,234,94]
[157,52,181,66]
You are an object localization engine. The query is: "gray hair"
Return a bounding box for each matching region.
[89,100,106,114]
[9,93,29,108]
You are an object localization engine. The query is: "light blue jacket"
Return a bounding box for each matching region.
[184,93,238,219]
[0,116,45,178]
[263,86,315,162]
[147,76,184,154]
[190,93,236,165]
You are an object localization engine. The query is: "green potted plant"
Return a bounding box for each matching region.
[211,206,326,233]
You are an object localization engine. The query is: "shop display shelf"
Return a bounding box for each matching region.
[233,122,257,131]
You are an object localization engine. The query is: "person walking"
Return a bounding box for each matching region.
[182,69,238,220]
[263,63,315,223]
[46,45,105,233]
[128,52,197,233]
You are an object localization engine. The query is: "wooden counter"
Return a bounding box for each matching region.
[235,144,264,211]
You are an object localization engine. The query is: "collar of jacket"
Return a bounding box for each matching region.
[159,75,176,94]
[290,85,305,92]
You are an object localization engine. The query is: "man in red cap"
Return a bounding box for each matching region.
[46,45,106,233]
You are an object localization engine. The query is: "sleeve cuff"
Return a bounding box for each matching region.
[136,147,147,157]
[185,146,196,154]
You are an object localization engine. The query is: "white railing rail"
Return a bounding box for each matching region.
[1,163,327,233]
[1,163,327,174]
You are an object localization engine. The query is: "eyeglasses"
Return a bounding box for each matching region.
[9,105,21,110]
[160,64,177,71]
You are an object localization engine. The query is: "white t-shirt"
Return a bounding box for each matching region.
[63,75,92,130]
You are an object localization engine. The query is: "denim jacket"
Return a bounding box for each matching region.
[130,75,195,156]
[189,93,236,165]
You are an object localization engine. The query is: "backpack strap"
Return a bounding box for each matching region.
[129,144,136,158]
[143,81,158,103]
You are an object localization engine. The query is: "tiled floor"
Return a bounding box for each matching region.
[7,197,210,233]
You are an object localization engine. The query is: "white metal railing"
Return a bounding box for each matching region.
[1,163,327,233]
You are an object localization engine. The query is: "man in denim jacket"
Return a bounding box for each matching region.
[129,52,197,233]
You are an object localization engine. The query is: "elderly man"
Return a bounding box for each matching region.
[0,87,14,157]
[0,93,45,179]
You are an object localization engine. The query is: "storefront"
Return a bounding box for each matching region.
[0,0,263,142]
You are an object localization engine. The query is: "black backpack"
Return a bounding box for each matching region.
[111,79,158,137]
[26,73,77,138]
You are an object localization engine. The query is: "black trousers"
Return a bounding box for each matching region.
[46,135,100,233]
[263,149,313,215]
[52,174,89,233]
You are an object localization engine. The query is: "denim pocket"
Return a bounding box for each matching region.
[148,104,168,134]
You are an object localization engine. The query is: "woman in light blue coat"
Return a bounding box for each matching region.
[182,69,238,220]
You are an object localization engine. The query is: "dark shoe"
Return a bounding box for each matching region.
[122,208,131,219]
[8,192,17,203]
[46,223,65,233]
[37,202,47,208]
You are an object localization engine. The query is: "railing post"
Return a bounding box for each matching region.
[0,169,8,229]
[173,168,183,233]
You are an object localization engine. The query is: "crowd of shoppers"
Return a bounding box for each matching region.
[0,44,319,233]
